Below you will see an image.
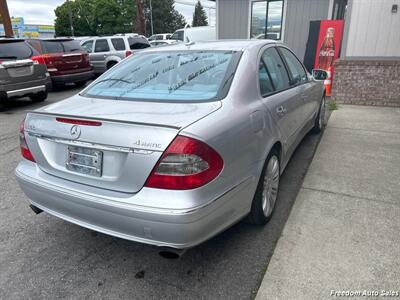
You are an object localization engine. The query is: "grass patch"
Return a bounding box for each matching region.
[327,100,338,111]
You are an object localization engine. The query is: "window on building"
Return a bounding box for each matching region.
[250,0,284,40]
[332,0,348,20]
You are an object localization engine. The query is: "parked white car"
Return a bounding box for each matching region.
[149,40,178,47]
[148,33,172,41]
[170,26,216,43]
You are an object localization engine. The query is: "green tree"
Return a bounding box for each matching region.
[192,0,208,27]
[54,0,136,37]
[143,0,186,36]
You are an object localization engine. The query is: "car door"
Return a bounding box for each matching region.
[110,37,127,60]
[258,46,303,156]
[91,39,110,73]
[278,46,317,127]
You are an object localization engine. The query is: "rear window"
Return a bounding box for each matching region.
[61,40,82,52]
[41,40,82,53]
[82,50,239,102]
[42,41,64,53]
[111,38,126,51]
[0,41,37,60]
[128,37,150,50]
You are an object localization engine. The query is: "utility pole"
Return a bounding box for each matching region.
[149,0,154,36]
[66,0,74,36]
[135,0,146,36]
[0,0,13,37]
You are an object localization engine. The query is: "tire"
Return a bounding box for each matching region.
[107,61,118,70]
[312,95,326,133]
[75,80,88,87]
[29,91,48,103]
[248,150,280,225]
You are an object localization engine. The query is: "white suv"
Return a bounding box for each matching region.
[81,35,150,75]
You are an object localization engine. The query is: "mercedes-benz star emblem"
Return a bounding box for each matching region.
[70,125,81,139]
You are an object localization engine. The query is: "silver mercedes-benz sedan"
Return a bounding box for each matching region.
[16,40,325,252]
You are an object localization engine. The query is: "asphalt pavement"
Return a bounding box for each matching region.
[0,87,324,299]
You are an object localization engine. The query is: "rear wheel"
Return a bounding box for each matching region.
[29,91,48,103]
[248,150,280,225]
[312,95,326,133]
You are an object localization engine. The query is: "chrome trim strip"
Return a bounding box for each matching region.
[62,53,82,57]
[27,132,155,155]
[6,85,46,97]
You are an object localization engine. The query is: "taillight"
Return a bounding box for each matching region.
[125,50,132,57]
[145,135,223,190]
[19,118,35,162]
[31,55,46,65]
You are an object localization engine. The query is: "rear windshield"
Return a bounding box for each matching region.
[0,41,36,60]
[82,50,239,102]
[42,40,82,53]
[128,37,150,50]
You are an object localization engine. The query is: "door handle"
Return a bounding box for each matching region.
[301,93,307,101]
[276,106,287,115]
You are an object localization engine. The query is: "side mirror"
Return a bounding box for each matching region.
[312,69,328,81]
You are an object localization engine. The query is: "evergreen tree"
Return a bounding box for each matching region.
[144,0,186,35]
[192,0,208,27]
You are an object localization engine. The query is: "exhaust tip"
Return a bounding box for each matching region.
[29,204,43,215]
[158,247,187,259]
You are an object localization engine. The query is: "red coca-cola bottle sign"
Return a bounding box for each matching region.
[318,27,335,71]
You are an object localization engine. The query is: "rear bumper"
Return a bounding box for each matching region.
[15,160,252,249]
[0,77,52,99]
[51,70,93,84]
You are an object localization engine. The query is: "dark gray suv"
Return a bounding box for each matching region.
[0,38,52,103]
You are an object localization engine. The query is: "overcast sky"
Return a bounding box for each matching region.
[6,0,216,26]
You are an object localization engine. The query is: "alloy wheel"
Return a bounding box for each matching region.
[261,155,280,217]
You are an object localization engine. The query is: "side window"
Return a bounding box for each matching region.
[81,40,93,53]
[94,39,110,52]
[111,38,126,51]
[259,61,274,96]
[279,47,308,85]
[262,47,290,91]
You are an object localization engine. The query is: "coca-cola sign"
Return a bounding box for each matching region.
[313,20,344,72]
[319,50,335,57]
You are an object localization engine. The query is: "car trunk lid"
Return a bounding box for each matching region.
[23,96,221,193]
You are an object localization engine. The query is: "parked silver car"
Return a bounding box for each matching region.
[81,35,150,75]
[16,40,325,254]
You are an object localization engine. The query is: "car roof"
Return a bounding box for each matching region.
[143,39,280,52]
[0,38,26,43]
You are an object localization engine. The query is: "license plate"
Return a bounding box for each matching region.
[66,146,103,177]
[7,66,32,77]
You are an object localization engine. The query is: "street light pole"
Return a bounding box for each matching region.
[66,0,74,37]
[149,0,154,36]
[0,0,13,37]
